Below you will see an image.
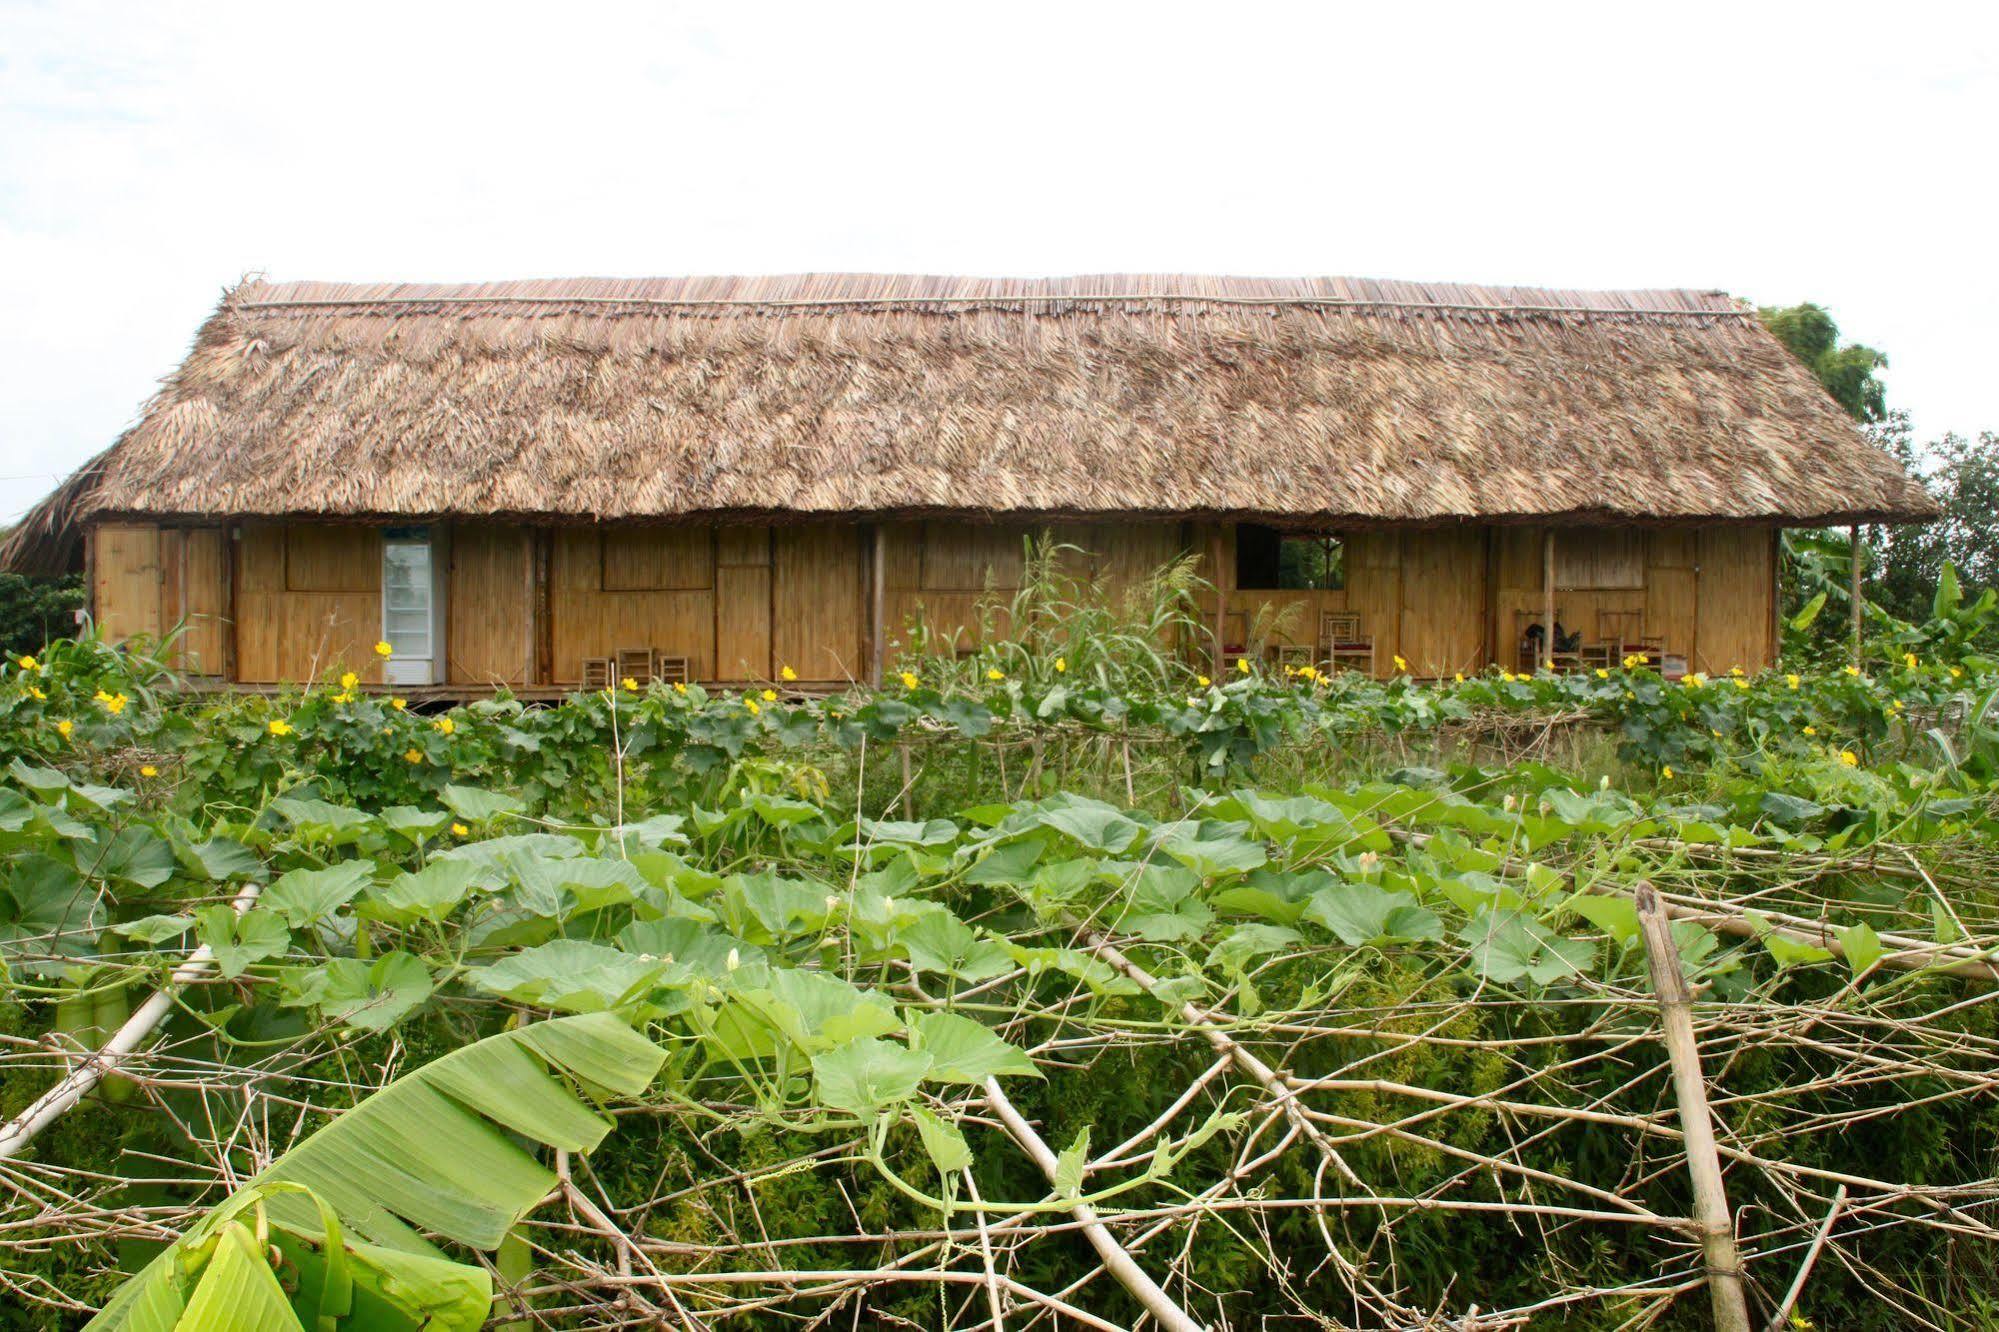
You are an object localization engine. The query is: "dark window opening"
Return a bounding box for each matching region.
[1236,526,1345,591]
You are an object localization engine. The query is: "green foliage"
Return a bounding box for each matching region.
[1759,301,1889,423]
[7,638,1999,1327]
[0,572,83,661]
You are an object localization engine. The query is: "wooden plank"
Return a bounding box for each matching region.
[236,524,381,683]
[715,525,770,566]
[774,525,864,682]
[602,526,714,590]
[919,522,1025,591]
[93,523,163,644]
[1398,527,1485,677]
[446,524,530,687]
[285,525,378,592]
[176,528,229,675]
[1695,526,1776,674]
[715,566,772,680]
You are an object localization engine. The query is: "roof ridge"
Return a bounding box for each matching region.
[226,274,1749,319]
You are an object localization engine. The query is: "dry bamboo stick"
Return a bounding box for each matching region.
[1636,881,1752,1332]
[1761,1186,1845,1332]
[0,878,264,1161]
[982,1076,1204,1332]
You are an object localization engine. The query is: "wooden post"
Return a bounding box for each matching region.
[521,528,553,689]
[1541,527,1557,672]
[221,525,238,683]
[1207,524,1229,676]
[1849,523,1864,670]
[869,523,887,689]
[1635,882,1752,1332]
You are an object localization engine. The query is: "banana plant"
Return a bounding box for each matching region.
[87,1012,666,1331]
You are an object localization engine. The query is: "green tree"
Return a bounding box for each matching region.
[0,570,82,660]
[1758,302,1890,423]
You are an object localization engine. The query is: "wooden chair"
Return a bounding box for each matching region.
[653,654,691,685]
[614,647,654,685]
[1320,612,1375,675]
[1216,611,1254,674]
[1516,608,1585,673]
[580,657,614,689]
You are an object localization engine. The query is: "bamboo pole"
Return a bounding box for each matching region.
[983,1077,1205,1332]
[869,523,887,689]
[1849,523,1864,670]
[0,877,264,1160]
[1542,528,1556,672]
[1207,525,1229,677]
[1635,881,1752,1332]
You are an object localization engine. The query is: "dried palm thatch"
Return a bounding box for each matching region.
[1,273,1935,572]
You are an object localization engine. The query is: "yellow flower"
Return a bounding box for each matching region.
[332,692,353,704]
[673,681,687,694]
[1844,665,1861,677]
[761,688,777,701]
[55,719,72,738]
[139,765,158,778]
[1499,670,1516,683]
[433,717,455,735]
[450,822,470,837]
[1785,673,1800,690]
[621,677,638,691]
[1904,652,1919,670]
[986,668,1005,681]
[1803,725,1817,736]
[1054,657,1068,673]
[390,697,407,710]
[780,665,797,682]
[374,640,393,658]
[339,671,359,690]
[1729,665,1744,677]
[1453,672,1465,683]
[744,697,761,716]
[404,748,423,763]
[1661,765,1674,780]
[1949,665,1963,679]
[28,686,45,700]
[900,671,920,690]
[100,691,128,714]
[17,655,36,671]
[1789,1314,1815,1331]
[1594,668,1608,679]
[1197,675,1211,688]
[1890,699,1904,712]
[267,719,292,737]
[1839,750,1859,767]
[1393,654,1408,672]
[1622,654,1640,669]
[1683,673,1706,688]
[1733,678,1749,690]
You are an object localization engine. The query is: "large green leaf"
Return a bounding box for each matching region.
[812,1037,932,1114]
[86,1014,665,1331]
[263,861,376,929]
[907,1010,1038,1084]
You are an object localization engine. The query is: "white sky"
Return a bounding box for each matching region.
[1,0,1994,523]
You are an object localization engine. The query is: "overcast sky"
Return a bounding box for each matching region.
[1,0,1993,523]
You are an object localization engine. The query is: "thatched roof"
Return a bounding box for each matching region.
[1,273,1935,572]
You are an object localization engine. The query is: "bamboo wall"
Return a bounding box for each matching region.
[85,518,1782,687]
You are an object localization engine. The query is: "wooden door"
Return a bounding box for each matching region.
[448,525,531,687]
[773,525,864,683]
[714,526,772,682]
[1398,528,1486,677]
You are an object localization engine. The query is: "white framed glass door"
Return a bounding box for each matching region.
[382,526,443,685]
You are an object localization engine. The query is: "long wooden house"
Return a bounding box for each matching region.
[0,275,1935,692]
